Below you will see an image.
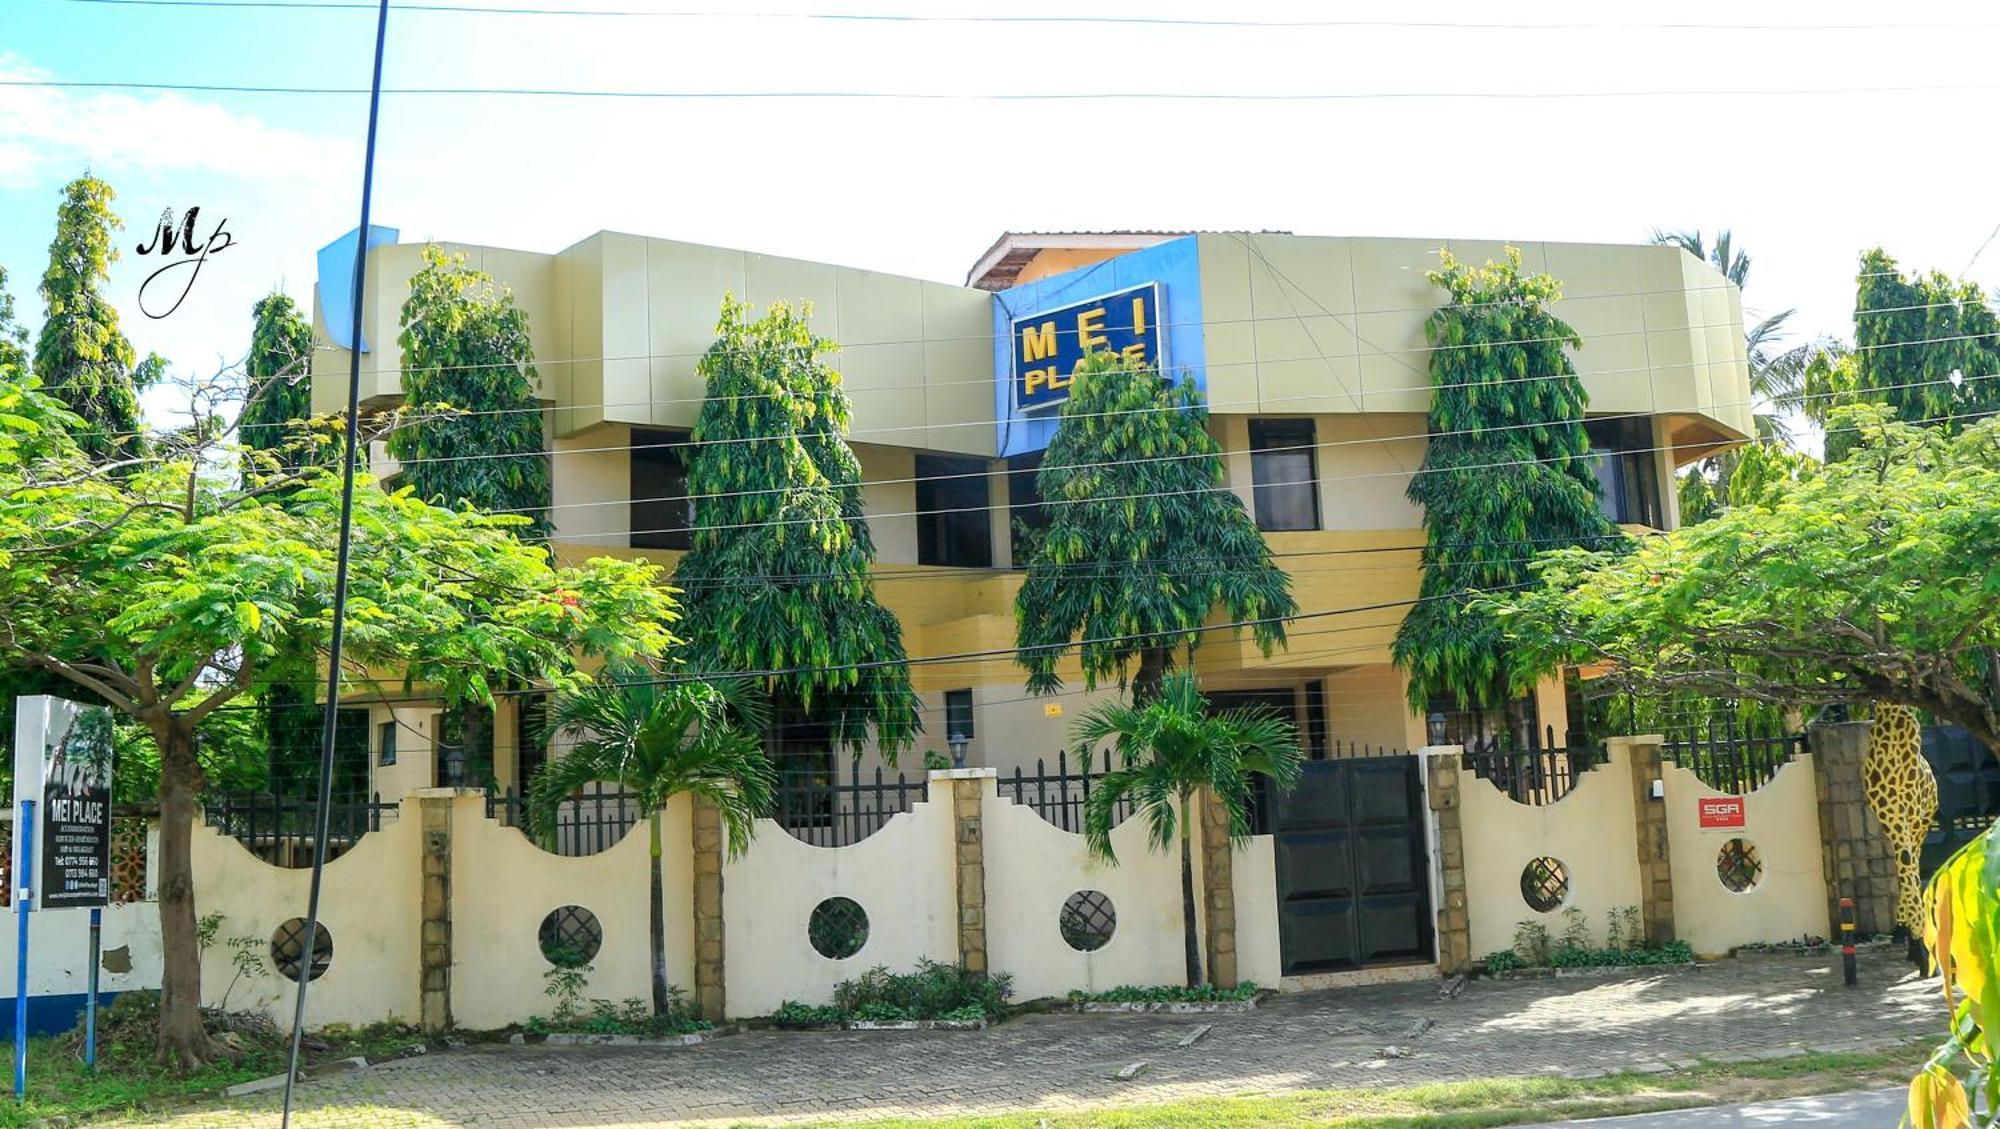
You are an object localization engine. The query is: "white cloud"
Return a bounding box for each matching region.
[0,55,351,187]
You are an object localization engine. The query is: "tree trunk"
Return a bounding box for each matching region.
[1178,790,1203,988]
[649,808,668,1015]
[151,717,213,1069]
[1133,647,1170,706]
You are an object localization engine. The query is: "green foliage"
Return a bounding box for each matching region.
[1015,349,1295,700]
[768,1000,846,1029]
[387,244,550,534]
[1908,822,1998,1127]
[1394,248,1618,714]
[540,958,592,1024]
[34,174,141,465]
[1512,920,1553,966]
[1482,949,1527,973]
[1500,914,1691,972]
[1837,248,2000,463]
[239,291,322,481]
[1065,982,1260,1004]
[1558,906,1592,952]
[0,263,29,381]
[672,296,916,755]
[831,959,1013,1021]
[1498,406,2000,752]
[530,662,774,853]
[1675,467,1718,526]
[1077,671,1302,987]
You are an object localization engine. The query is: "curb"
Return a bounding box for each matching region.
[1067,998,1259,1013]
[1489,962,1698,981]
[528,1024,736,1047]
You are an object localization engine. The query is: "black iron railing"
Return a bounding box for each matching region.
[772,763,926,848]
[201,790,398,868]
[999,748,1137,832]
[1665,718,1803,795]
[487,784,643,857]
[1462,726,1605,806]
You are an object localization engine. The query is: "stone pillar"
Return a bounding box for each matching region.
[1199,789,1238,989]
[416,791,453,1034]
[1618,736,1677,945]
[691,795,727,1022]
[937,769,994,974]
[1423,748,1472,975]
[1810,722,1898,937]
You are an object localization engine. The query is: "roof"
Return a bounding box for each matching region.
[964,231,1191,291]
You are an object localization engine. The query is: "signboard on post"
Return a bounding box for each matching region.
[1697,796,1746,831]
[1010,283,1164,413]
[12,696,115,910]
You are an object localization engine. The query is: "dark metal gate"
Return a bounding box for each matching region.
[1270,755,1434,976]
[1921,724,2000,878]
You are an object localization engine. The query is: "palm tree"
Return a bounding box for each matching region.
[531,663,776,1014]
[1076,672,1303,987]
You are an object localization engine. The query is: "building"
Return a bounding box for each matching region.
[308,228,1753,801]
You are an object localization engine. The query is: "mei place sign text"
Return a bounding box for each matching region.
[1011,283,1163,412]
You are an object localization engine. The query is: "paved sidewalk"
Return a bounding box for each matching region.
[115,952,1940,1128]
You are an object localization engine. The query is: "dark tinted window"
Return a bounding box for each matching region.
[631,429,694,550]
[377,720,397,767]
[1249,419,1319,532]
[944,689,975,740]
[1006,451,1048,562]
[916,454,993,568]
[1583,418,1662,528]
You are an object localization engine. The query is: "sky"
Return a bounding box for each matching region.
[4,0,2000,430]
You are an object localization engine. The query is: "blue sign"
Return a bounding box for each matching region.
[1010,283,1164,413]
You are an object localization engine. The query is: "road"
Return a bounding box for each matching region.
[1531,1087,1905,1127]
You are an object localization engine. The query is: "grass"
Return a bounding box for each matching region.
[0,994,429,1128]
[799,1043,1933,1129]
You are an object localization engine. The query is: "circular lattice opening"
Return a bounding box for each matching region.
[271,918,332,982]
[538,905,603,968]
[1717,837,1764,893]
[808,896,869,959]
[1059,890,1117,952]
[1520,856,1569,913]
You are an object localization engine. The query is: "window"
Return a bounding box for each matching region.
[944,689,975,740]
[1249,419,1319,531]
[1583,418,1663,528]
[436,701,495,789]
[377,720,397,767]
[1303,681,1328,760]
[630,428,694,551]
[915,454,993,568]
[1006,451,1048,561]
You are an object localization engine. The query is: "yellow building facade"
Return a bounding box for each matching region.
[309,229,1752,797]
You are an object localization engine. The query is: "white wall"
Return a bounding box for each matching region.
[1664,756,1829,956]
[719,795,957,1016]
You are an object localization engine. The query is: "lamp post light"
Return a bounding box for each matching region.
[948,732,969,769]
[1426,712,1448,747]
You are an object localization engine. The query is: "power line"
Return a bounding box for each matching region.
[9,77,2000,102]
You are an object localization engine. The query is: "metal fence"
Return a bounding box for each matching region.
[201,790,399,868]
[999,749,1136,832]
[1462,726,1605,806]
[1664,719,1803,795]
[486,784,643,857]
[772,763,927,848]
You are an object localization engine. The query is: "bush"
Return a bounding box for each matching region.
[525,985,710,1038]
[1065,982,1260,1005]
[1483,950,1526,973]
[769,960,1012,1026]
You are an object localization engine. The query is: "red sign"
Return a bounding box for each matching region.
[1698,796,1746,830]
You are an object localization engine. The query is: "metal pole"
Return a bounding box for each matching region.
[282,3,389,1124]
[14,798,33,1100]
[84,907,101,1071]
[1840,896,1858,987]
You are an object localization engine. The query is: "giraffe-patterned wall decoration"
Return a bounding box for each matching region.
[1862,703,1937,935]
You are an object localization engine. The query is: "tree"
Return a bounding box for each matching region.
[239,292,321,480]
[1076,671,1302,986]
[1497,405,2000,752]
[387,245,550,535]
[1393,248,1618,720]
[672,297,917,758]
[0,365,674,1067]
[35,174,141,465]
[531,663,774,1014]
[0,263,30,380]
[1809,248,2000,462]
[1014,350,1295,703]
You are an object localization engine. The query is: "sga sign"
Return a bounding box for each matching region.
[11,696,115,910]
[1697,796,1746,831]
[1011,283,1164,413]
